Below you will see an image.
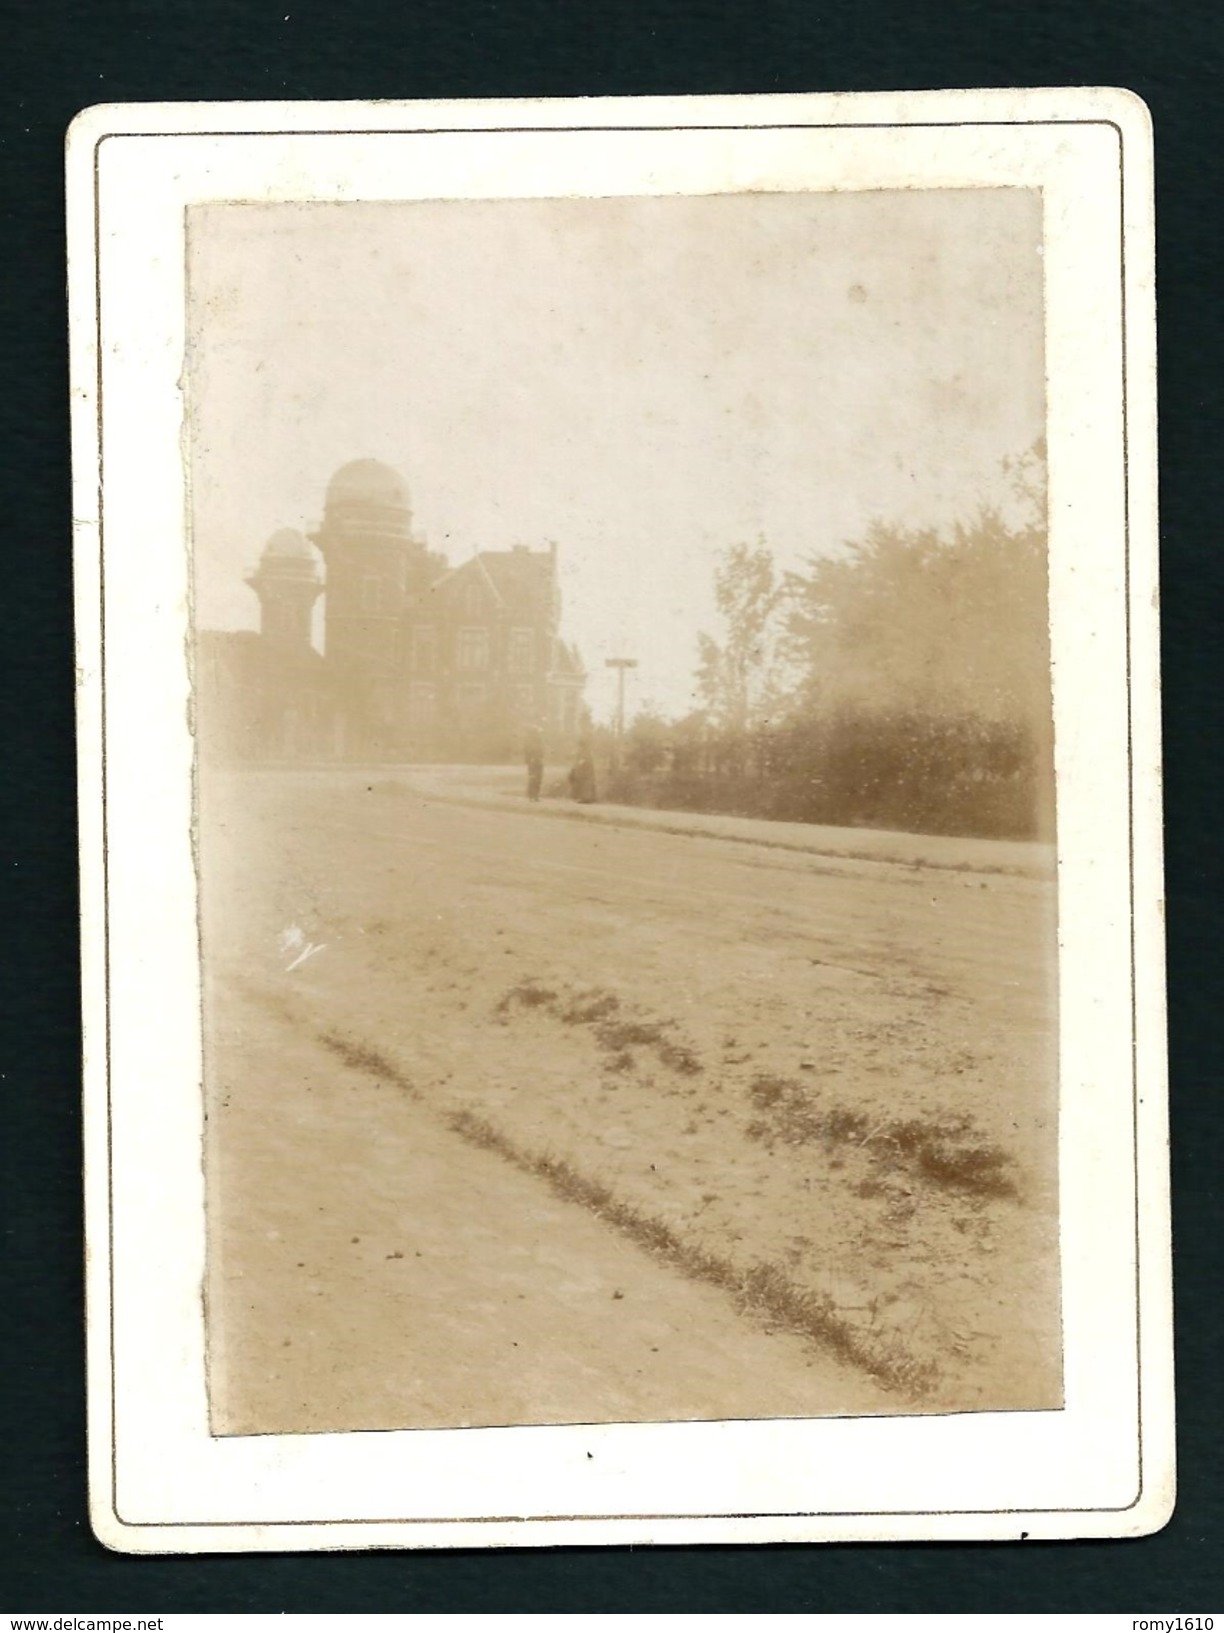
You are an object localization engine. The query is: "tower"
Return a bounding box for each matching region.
[246,529,322,650]
[308,459,435,753]
[309,459,424,679]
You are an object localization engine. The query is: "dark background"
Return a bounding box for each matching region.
[2,0,1220,1612]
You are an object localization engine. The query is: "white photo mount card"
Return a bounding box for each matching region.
[67,89,1170,1553]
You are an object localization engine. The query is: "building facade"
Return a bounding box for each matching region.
[198,459,586,762]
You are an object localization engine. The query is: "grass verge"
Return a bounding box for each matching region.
[746,1074,1017,1201]
[448,1107,934,1398]
[498,980,704,1077]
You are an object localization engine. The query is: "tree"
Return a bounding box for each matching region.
[784,454,1050,737]
[658,448,1053,837]
[625,708,671,775]
[695,541,790,734]
[772,447,1053,836]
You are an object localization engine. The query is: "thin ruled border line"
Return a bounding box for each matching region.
[90,114,1139,1529]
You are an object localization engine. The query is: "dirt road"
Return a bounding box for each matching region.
[201,768,1061,1433]
[207,985,896,1434]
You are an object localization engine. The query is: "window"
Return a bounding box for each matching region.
[372,684,396,726]
[367,623,396,671]
[411,626,437,674]
[408,682,436,726]
[361,575,382,613]
[462,578,486,617]
[457,627,490,671]
[507,626,535,675]
[511,683,534,717]
[456,681,487,715]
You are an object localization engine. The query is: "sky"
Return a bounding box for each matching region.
[186,189,1045,722]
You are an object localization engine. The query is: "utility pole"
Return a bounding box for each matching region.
[604,657,638,771]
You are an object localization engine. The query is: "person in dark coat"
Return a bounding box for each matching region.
[568,729,598,804]
[523,722,545,801]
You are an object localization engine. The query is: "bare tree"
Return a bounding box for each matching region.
[695,541,790,736]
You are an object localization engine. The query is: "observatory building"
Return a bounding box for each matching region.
[196,459,586,762]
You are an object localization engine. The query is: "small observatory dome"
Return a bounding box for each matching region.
[261,528,316,562]
[252,528,319,584]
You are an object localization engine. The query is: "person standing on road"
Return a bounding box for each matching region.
[524,722,545,802]
[569,727,598,804]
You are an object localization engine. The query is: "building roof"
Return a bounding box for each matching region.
[197,627,325,682]
[475,546,554,599]
[196,628,264,684]
[430,546,556,615]
[198,629,261,656]
[552,639,587,679]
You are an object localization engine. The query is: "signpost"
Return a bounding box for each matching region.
[605,656,638,771]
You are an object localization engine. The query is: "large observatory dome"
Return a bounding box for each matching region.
[325,459,411,516]
[317,459,414,549]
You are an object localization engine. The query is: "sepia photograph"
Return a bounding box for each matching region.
[188,188,1060,1434]
[69,92,1167,1549]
